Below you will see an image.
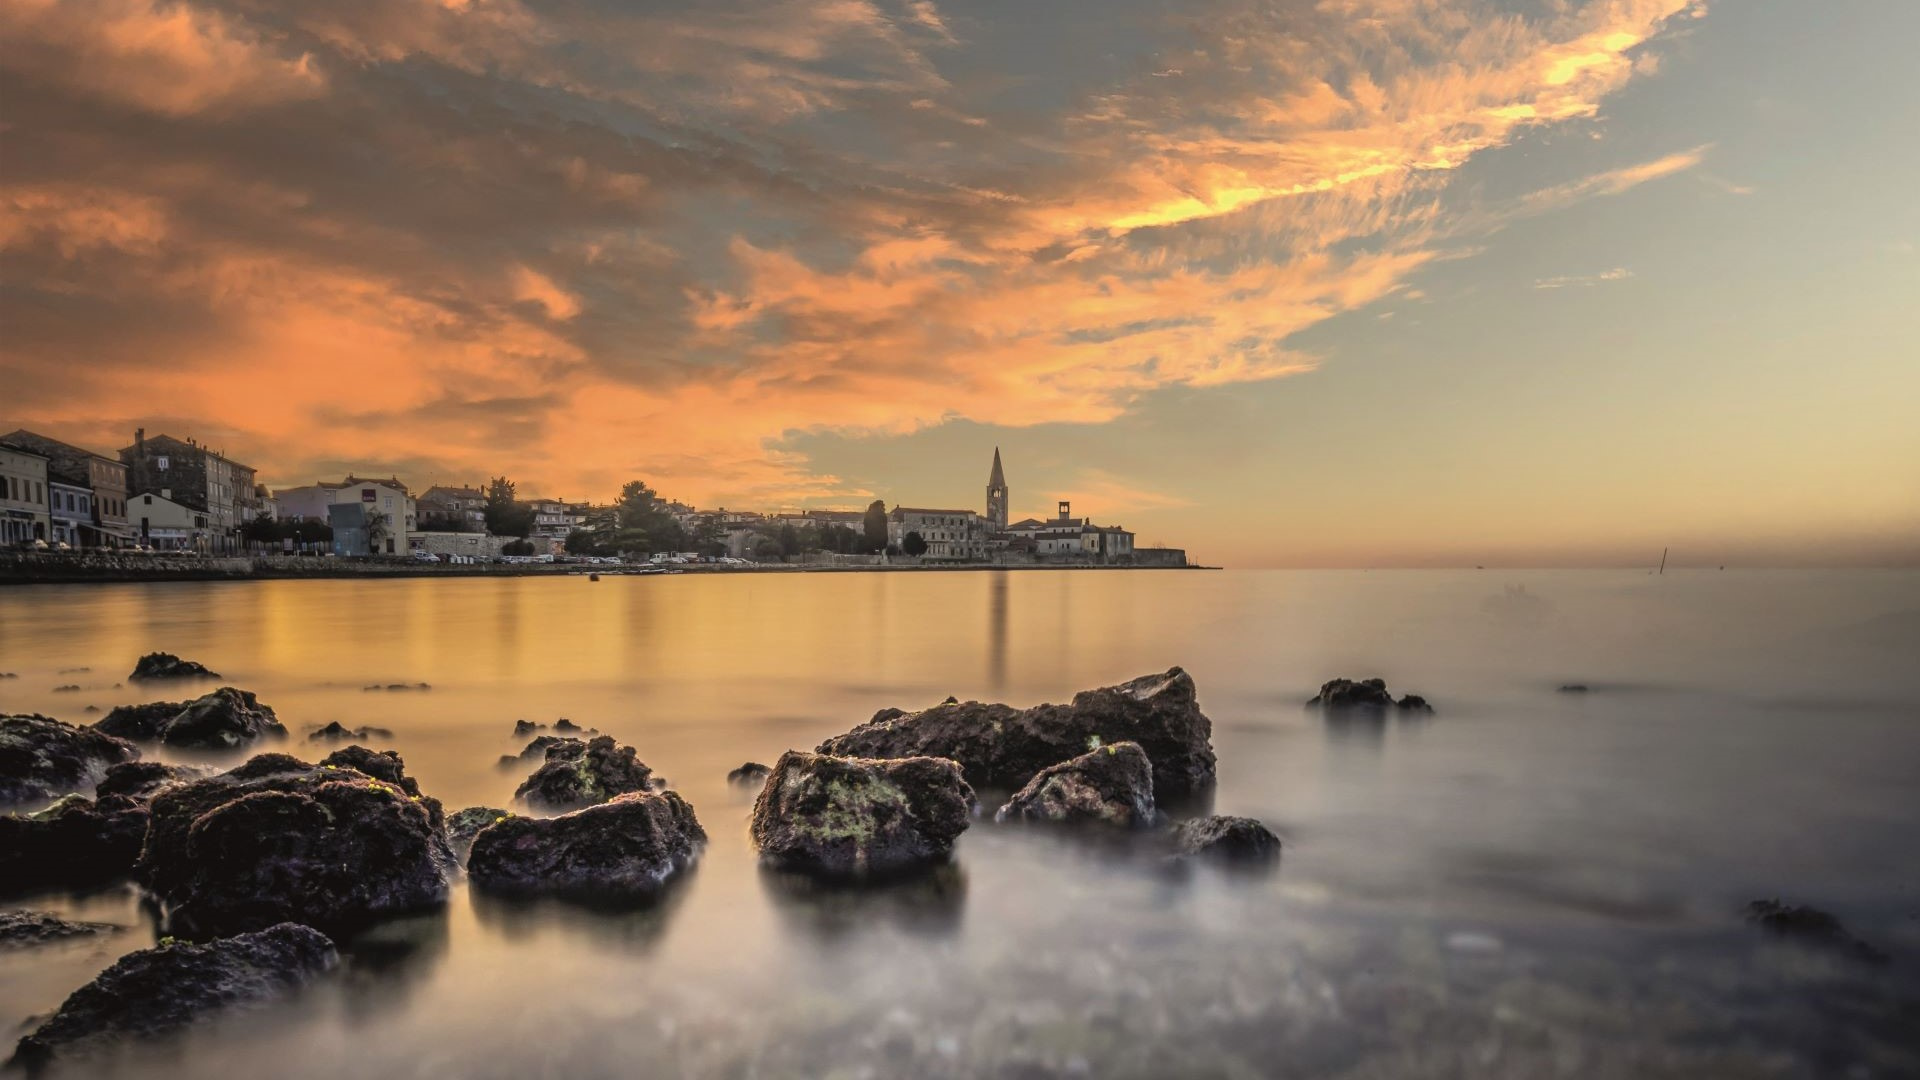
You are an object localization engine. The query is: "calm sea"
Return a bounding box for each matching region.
[2,570,1917,1078]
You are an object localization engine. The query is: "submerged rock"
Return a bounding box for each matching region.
[0,715,140,806]
[127,652,220,681]
[1307,677,1433,713]
[727,762,772,788]
[9,922,337,1069]
[94,687,287,749]
[1558,684,1591,694]
[513,735,653,812]
[0,910,119,948]
[751,751,973,878]
[469,791,705,900]
[308,721,394,742]
[140,753,449,937]
[819,668,1216,797]
[94,761,214,801]
[1746,900,1888,964]
[1171,815,1283,864]
[511,720,544,737]
[446,806,510,859]
[498,734,578,767]
[553,718,595,734]
[0,794,150,892]
[362,682,430,692]
[994,741,1156,828]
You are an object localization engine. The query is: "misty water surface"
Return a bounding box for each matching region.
[2,570,1917,1078]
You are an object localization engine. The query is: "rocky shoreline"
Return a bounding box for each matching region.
[0,657,1891,1069]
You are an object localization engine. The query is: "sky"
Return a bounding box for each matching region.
[1,0,1915,567]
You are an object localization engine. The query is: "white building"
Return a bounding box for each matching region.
[47,481,92,548]
[130,491,211,550]
[274,478,417,555]
[1006,501,1135,562]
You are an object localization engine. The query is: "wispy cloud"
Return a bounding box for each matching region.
[1534,267,1635,289]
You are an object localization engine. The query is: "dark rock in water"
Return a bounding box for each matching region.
[819,668,1216,797]
[52,685,81,693]
[94,687,286,749]
[513,735,653,812]
[995,741,1155,828]
[468,791,705,900]
[512,720,544,737]
[1746,900,1888,964]
[727,762,772,788]
[0,910,119,948]
[0,794,151,893]
[140,753,450,937]
[1558,684,1590,693]
[446,807,509,859]
[362,682,430,692]
[1307,677,1433,714]
[9,922,337,1069]
[1171,815,1282,864]
[552,718,595,734]
[127,652,220,681]
[751,751,973,878]
[94,761,214,801]
[0,673,15,679]
[0,714,140,806]
[82,706,100,713]
[308,721,394,742]
[499,734,578,767]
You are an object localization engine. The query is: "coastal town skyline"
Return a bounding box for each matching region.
[4,1,1917,568]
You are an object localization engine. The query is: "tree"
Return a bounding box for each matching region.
[240,512,278,546]
[777,523,800,561]
[902,530,927,557]
[564,529,600,556]
[364,507,392,554]
[863,500,888,552]
[484,476,533,537]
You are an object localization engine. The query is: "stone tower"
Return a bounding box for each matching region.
[986,447,1008,533]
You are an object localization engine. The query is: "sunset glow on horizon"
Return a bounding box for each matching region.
[4,0,1916,567]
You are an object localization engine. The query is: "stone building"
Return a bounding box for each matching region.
[1005,501,1135,563]
[419,485,487,531]
[890,507,986,560]
[0,430,130,547]
[0,442,50,546]
[986,447,1008,533]
[120,430,256,552]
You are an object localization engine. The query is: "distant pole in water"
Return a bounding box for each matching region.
[1658,547,1668,575]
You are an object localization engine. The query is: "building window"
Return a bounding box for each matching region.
[156,456,169,470]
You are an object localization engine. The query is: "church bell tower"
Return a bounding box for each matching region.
[986,447,1008,533]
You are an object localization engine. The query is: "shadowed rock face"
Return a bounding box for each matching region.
[308,721,393,742]
[818,668,1216,797]
[727,762,772,788]
[9,923,336,1069]
[1171,815,1282,864]
[0,794,151,892]
[995,741,1156,828]
[0,715,140,806]
[95,688,287,749]
[751,751,974,878]
[1307,678,1432,713]
[513,735,653,812]
[140,753,450,937]
[127,652,220,681]
[467,792,705,900]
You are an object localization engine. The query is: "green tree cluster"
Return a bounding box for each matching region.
[484,477,535,537]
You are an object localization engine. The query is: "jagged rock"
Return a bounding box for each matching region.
[308,721,393,742]
[1746,900,1888,964]
[9,923,337,1068]
[127,652,220,681]
[513,735,653,812]
[140,753,449,937]
[994,741,1156,828]
[512,720,544,737]
[819,668,1216,797]
[498,734,578,767]
[468,791,705,900]
[94,687,286,749]
[52,685,81,693]
[1171,815,1283,864]
[94,761,214,800]
[0,910,119,948]
[553,718,595,734]
[727,762,772,788]
[1307,677,1433,713]
[447,806,510,859]
[0,714,140,806]
[751,751,973,878]
[0,793,150,892]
